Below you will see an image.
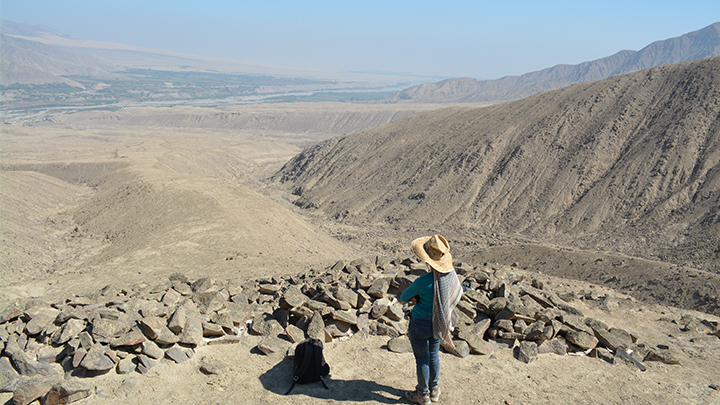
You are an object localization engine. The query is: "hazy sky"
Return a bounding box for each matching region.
[2,0,719,80]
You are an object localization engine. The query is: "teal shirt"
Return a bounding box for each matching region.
[400,272,434,319]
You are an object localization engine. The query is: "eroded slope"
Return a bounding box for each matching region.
[273,58,720,314]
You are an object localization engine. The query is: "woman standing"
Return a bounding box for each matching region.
[400,235,463,404]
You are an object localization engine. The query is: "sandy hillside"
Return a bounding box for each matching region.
[272,58,720,316]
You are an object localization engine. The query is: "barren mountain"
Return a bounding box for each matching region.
[0,34,120,85]
[0,20,428,86]
[385,22,720,103]
[0,20,75,42]
[0,20,266,81]
[274,58,720,314]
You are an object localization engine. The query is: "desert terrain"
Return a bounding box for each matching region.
[1,67,719,404]
[1,102,449,296]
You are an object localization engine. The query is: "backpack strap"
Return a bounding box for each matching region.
[319,375,329,390]
[284,376,298,395]
[313,341,324,376]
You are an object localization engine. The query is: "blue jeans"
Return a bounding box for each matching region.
[408,316,440,395]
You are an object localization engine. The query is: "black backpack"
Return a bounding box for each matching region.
[285,338,330,395]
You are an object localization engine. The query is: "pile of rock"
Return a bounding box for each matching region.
[2,255,718,404]
[448,265,719,367]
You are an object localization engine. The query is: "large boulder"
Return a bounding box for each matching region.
[12,376,59,405]
[516,341,538,364]
[4,338,57,377]
[43,379,92,405]
[178,317,204,346]
[387,336,412,353]
[79,344,115,372]
[306,311,327,342]
[51,319,86,345]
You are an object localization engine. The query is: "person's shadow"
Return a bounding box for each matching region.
[259,358,401,403]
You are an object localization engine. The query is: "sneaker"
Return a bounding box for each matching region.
[405,390,431,405]
[430,388,441,402]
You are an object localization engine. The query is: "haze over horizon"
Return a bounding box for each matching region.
[1,0,719,81]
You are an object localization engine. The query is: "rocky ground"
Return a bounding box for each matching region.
[2,256,719,405]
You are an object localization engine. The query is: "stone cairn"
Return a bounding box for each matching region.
[2,255,719,404]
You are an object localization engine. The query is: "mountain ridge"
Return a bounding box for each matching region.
[0,33,120,85]
[385,22,720,103]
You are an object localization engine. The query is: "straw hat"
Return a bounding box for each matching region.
[411,234,453,273]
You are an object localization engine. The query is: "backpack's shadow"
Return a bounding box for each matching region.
[259,358,402,403]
